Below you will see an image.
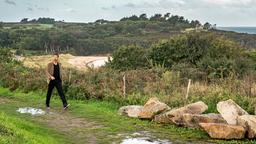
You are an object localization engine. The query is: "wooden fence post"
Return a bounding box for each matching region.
[185,79,191,100]
[123,74,126,97]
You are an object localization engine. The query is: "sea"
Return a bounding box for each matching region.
[217,27,256,34]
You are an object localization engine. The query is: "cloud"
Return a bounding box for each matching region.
[158,0,186,8]
[37,7,49,12]
[27,7,33,11]
[66,8,76,13]
[101,1,187,10]
[201,0,254,5]
[4,0,16,5]
[101,5,116,10]
[124,3,136,8]
[24,2,49,12]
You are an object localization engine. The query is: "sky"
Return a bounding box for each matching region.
[0,0,256,26]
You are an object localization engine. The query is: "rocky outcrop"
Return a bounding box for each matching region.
[154,101,208,125]
[118,105,143,118]
[118,98,254,140]
[217,99,248,125]
[182,113,226,128]
[237,115,256,139]
[199,123,245,139]
[138,97,170,119]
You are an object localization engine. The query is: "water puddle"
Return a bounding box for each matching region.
[17,107,46,115]
[121,137,171,144]
[117,131,172,144]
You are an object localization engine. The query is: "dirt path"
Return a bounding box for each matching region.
[0,96,104,144]
[0,97,10,104]
[39,110,102,144]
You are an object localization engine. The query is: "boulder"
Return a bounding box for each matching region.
[217,99,248,125]
[118,105,143,118]
[138,97,170,119]
[199,123,245,139]
[237,115,256,139]
[154,112,171,124]
[154,101,208,124]
[182,113,226,128]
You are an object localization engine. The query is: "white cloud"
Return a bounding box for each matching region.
[201,0,256,7]
[66,8,76,13]
[0,0,255,26]
[4,0,16,5]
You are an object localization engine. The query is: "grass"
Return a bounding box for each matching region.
[0,87,255,143]
[0,112,69,144]
[3,24,54,30]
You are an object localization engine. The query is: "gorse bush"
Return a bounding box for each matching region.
[109,45,149,70]
[110,33,254,79]
[150,33,253,79]
[0,48,12,63]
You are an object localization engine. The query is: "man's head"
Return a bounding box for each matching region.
[53,52,59,62]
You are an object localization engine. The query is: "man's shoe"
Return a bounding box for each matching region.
[46,107,50,113]
[63,104,70,110]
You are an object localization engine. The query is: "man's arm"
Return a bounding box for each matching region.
[60,63,66,81]
[46,63,54,80]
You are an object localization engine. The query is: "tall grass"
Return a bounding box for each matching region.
[0,62,255,114]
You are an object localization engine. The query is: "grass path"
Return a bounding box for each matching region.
[0,87,255,144]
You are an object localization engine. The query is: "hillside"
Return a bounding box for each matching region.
[1,14,256,55]
[0,14,211,56]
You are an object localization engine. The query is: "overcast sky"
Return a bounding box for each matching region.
[0,0,256,26]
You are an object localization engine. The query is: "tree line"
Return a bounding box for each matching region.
[0,13,256,56]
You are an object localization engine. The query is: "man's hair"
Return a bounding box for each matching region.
[53,52,59,57]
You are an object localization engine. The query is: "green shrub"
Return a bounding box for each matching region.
[149,33,253,79]
[109,45,149,70]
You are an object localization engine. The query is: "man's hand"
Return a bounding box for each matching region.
[50,76,55,80]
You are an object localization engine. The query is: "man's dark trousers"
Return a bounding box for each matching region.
[46,80,67,107]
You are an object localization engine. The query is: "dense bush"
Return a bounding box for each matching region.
[109,45,150,70]
[149,33,254,79]
[109,33,253,79]
[0,48,12,63]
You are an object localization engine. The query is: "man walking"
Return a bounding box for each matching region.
[45,52,69,110]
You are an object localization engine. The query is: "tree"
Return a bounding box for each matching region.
[164,13,170,20]
[95,19,108,25]
[0,22,3,28]
[39,32,51,53]
[139,13,148,20]
[203,22,211,30]
[57,33,76,52]
[150,14,164,21]
[18,37,41,51]
[0,31,11,47]
[37,17,55,24]
[191,20,201,27]
[128,15,140,21]
[20,18,28,23]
